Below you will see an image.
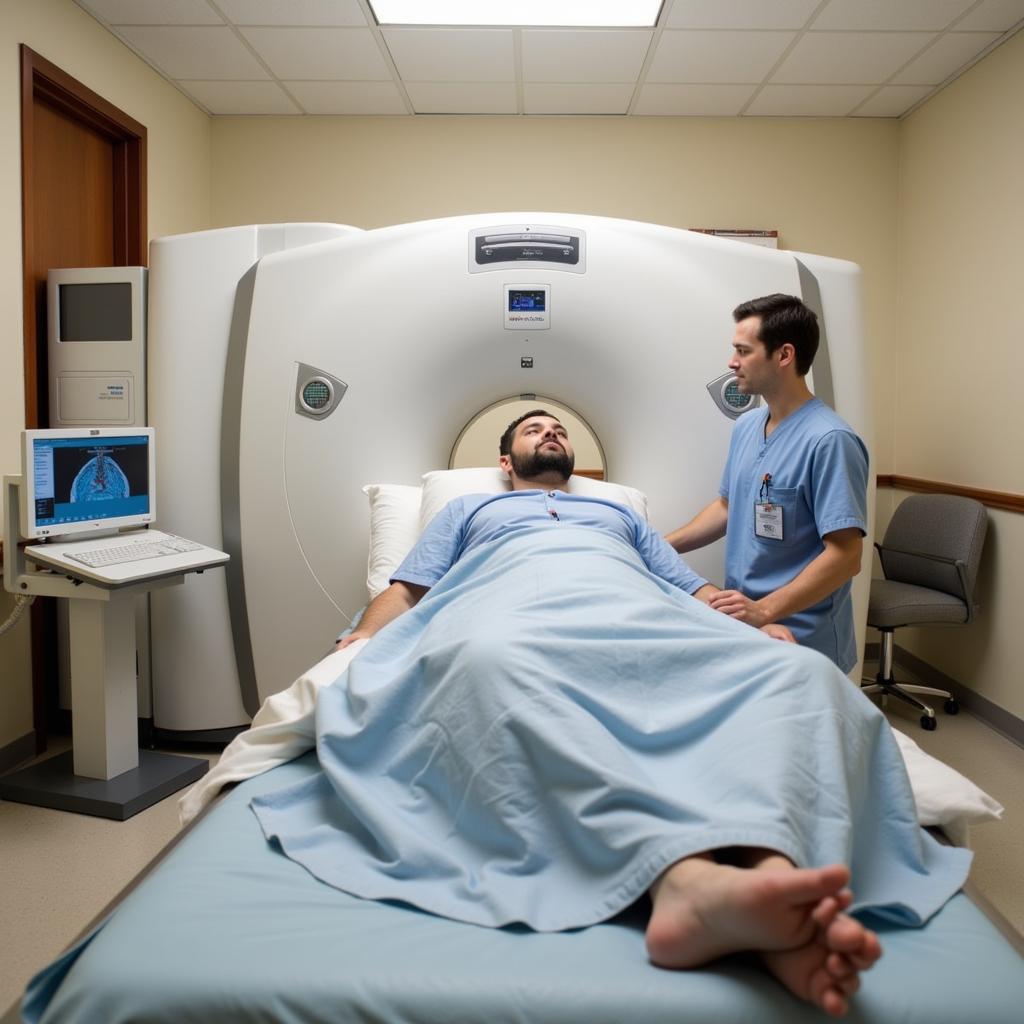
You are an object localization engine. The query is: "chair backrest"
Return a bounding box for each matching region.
[880,493,988,603]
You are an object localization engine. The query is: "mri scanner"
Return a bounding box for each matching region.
[147,213,873,738]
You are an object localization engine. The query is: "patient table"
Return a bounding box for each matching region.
[20,750,1024,1024]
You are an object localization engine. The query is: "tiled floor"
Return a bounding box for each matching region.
[0,739,221,1014]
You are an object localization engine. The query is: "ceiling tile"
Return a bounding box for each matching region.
[178,80,301,114]
[216,0,369,26]
[813,0,976,31]
[851,85,934,117]
[241,27,390,79]
[521,30,653,83]
[78,0,223,24]
[523,83,634,114]
[633,83,757,115]
[892,32,1002,84]
[666,0,820,30]
[115,26,270,78]
[746,84,876,115]
[957,0,1024,31]
[648,30,794,83]
[286,81,408,114]
[404,82,517,114]
[382,28,514,82]
[773,32,934,83]
[76,0,1023,117]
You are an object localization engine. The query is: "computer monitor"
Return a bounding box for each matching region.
[20,427,156,540]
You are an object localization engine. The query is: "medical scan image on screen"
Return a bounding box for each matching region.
[33,436,149,528]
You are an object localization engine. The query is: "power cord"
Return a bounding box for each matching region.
[0,593,35,638]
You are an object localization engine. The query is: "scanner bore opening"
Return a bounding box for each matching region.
[450,396,606,480]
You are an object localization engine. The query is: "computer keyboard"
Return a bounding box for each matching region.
[66,536,204,568]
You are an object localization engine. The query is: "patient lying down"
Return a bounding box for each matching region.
[251,412,969,1018]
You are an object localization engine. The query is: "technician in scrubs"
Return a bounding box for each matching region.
[666,294,868,672]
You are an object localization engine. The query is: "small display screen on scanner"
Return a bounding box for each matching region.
[509,290,547,312]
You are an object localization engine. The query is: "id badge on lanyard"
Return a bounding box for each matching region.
[754,473,783,540]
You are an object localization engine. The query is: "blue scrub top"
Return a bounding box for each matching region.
[394,490,708,597]
[720,398,868,672]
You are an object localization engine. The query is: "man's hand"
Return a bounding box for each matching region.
[331,581,428,652]
[708,588,770,627]
[759,623,796,643]
[335,631,370,651]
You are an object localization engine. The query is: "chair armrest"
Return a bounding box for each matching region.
[875,544,973,618]
[876,543,960,567]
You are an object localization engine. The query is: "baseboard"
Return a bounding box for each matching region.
[0,731,36,776]
[863,642,1024,750]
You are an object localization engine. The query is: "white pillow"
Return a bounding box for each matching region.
[419,467,649,532]
[890,727,1003,847]
[362,484,421,600]
[567,473,649,521]
[418,468,509,531]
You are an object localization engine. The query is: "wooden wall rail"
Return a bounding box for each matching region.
[877,475,1023,514]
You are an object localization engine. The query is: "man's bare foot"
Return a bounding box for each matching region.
[645,854,882,1017]
[645,855,852,968]
[762,910,882,1017]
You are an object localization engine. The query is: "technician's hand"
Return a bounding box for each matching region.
[708,589,770,627]
[759,623,796,643]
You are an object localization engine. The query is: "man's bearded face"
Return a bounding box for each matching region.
[509,437,575,480]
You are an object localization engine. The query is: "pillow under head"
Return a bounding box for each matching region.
[363,483,421,600]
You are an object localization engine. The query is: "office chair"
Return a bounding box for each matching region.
[862,493,988,731]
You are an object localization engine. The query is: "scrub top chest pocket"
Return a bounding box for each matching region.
[753,486,800,547]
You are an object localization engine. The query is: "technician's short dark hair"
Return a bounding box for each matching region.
[732,294,819,376]
[499,409,559,456]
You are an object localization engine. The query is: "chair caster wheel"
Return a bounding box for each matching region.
[920,715,937,731]
[944,698,960,715]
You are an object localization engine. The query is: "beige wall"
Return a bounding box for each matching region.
[0,0,211,752]
[885,29,1024,719]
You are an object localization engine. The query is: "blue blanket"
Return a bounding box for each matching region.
[252,526,970,931]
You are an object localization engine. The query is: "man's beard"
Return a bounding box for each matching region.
[510,445,574,480]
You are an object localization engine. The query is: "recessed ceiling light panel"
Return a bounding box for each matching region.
[369,1,662,28]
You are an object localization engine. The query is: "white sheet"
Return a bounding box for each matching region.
[179,640,1002,848]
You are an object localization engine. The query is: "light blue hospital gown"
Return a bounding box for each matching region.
[251,490,968,932]
[392,490,708,594]
[721,397,869,672]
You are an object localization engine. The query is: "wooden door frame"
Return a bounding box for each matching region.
[20,45,147,750]
[21,44,147,426]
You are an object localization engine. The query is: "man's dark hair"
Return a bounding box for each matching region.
[499,409,558,456]
[732,294,819,376]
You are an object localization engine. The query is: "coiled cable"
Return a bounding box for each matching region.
[0,594,35,638]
